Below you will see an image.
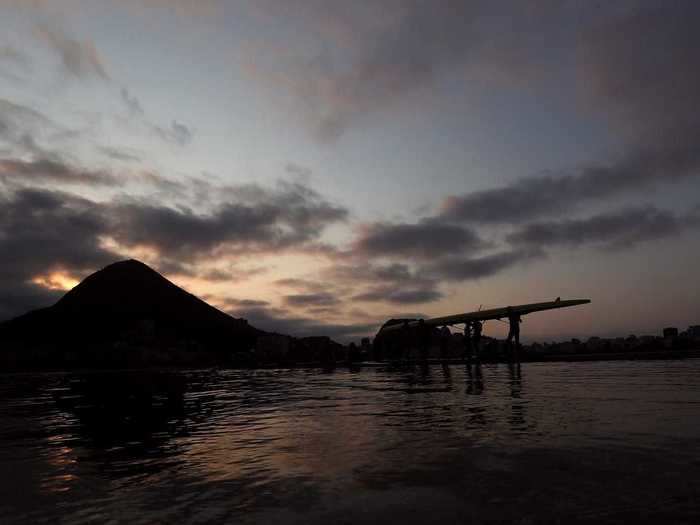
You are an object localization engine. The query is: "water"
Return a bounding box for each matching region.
[1,360,700,524]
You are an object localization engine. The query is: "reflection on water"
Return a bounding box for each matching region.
[2,360,700,523]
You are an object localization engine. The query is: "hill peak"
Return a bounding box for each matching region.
[106,258,154,270]
[1,259,263,366]
[54,259,173,310]
[95,258,162,276]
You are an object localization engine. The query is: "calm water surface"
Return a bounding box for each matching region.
[2,360,700,524]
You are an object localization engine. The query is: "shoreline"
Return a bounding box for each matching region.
[1,349,699,374]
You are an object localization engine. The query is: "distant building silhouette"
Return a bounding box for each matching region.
[663,327,679,338]
[256,334,291,361]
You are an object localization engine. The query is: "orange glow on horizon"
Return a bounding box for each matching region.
[31,272,80,291]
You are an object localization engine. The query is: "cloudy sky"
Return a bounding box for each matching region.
[1,0,698,342]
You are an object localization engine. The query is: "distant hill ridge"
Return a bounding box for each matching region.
[55,259,240,323]
[0,259,264,367]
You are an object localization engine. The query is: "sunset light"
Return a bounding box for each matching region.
[31,272,80,291]
[1,2,699,523]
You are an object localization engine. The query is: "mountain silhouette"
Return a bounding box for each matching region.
[0,259,264,368]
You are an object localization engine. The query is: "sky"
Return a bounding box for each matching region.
[1,0,699,343]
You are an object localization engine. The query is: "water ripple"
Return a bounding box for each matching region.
[1,360,700,523]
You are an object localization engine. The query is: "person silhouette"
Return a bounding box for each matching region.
[439,325,451,360]
[472,320,483,361]
[463,322,472,361]
[506,307,522,359]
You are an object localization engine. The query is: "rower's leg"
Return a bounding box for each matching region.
[506,331,513,357]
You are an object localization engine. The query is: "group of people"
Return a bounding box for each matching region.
[442,307,522,361]
[439,320,483,361]
[397,308,523,361]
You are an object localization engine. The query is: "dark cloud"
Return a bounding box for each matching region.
[284,292,341,308]
[439,145,700,225]
[134,0,221,15]
[252,0,465,140]
[437,3,700,252]
[366,263,413,282]
[0,169,346,262]
[135,170,188,196]
[36,25,110,80]
[141,258,265,284]
[0,186,117,319]
[580,2,700,144]
[274,278,327,293]
[323,215,529,301]
[353,286,442,305]
[98,146,141,163]
[224,304,377,342]
[110,180,347,258]
[318,260,443,305]
[120,87,144,116]
[0,157,121,187]
[446,2,700,226]
[199,268,235,282]
[285,162,312,178]
[0,101,91,172]
[223,298,271,308]
[0,158,187,194]
[196,266,266,283]
[438,2,700,226]
[252,0,574,140]
[426,250,543,282]
[152,120,193,147]
[0,99,55,148]
[116,86,193,148]
[0,188,113,271]
[508,206,700,250]
[274,259,444,311]
[0,0,221,14]
[143,258,198,278]
[324,261,436,291]
[0,176,346,319]
[386,288,442,304]
[352,220,484,259]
